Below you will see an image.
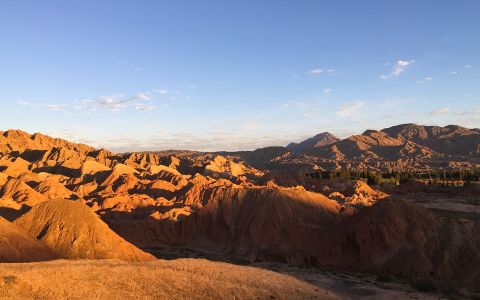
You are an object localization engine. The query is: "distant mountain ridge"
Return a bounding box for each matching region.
[2,123,480,173]
[307,123,480,159]
[223,123,480,172]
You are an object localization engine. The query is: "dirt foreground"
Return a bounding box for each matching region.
[0,258,339,300]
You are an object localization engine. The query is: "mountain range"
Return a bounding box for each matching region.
[220,123,480,172]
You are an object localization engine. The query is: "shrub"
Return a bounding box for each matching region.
[3,275,18,284]
[376,274,394,283]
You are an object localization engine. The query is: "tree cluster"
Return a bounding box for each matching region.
[305,168,480,186]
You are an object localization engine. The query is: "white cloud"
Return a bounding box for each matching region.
[122,131,304,152]
[135,103,157,111]
[79,92,153,111]
[377,97,414,108]
[449,71,458,75]
[336,101,365,117]
[308,68,324,74]
[416,76,434,84]
[429,107,450,116]
[17,101,67,112]
[307,68,335,75]
[426,107,480,117]
[135,93,151,100]
[381,59,415,79]
[17,89,168,114]
[452,108,480,116]
[279,97,325,119]
[464,65,472,69]
[153,89,181,95]
[154,89,169,94]
[323,88,333,95]
[80,97,125,111]
[282,101,304,108]
[45,104,67,112]
[75,89,175,112]
[17,100,35,106]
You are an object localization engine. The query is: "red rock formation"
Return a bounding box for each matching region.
[0,216,57,262]
[14,200,155,261]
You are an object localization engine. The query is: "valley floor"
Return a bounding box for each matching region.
[257,262,446,300]
[0,258,443,300]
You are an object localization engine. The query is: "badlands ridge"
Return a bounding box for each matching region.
[0,124,479,298]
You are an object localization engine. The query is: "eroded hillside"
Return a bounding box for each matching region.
[0,128,479,296]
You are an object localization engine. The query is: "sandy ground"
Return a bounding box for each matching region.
[0,258,339,300]
[390,187,480,216]
[0,257,447,300]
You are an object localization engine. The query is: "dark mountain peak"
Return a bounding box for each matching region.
[362,129,380,136]
[312,132,338,141]
[381,123,429,140]
[287,132,339,153]
[382,123,478,141]
[443,124,473,135]
[2,129,31,139]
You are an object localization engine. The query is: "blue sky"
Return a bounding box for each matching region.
[0,0,479,151]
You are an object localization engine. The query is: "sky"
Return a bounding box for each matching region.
[0,0,479,152]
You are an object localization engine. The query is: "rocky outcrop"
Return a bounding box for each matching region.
[0,216,57,262]
[14,200,155,261]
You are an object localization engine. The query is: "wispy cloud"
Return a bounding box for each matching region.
[452,108,480,116]
[416,76,434,84]
[135,103,157,111]
[79,94,146,111]
[323,88,333,95]
[18,89,174,114]
[280,97,324,118]
[464,65,472,69]
[377,97,415,108]
[429,107,450,116]
[303,112,313,117]
[336,101,365,117]
[428,107,480,117]
[17,101,68,112]
[45,104,68,112]
[380,59,415,79]
[308,68,324,74]
[117,132,305,152]
[153,89,180,95]
[282,101,305,108]
[307,68,334,75]
[17,100,35,106]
